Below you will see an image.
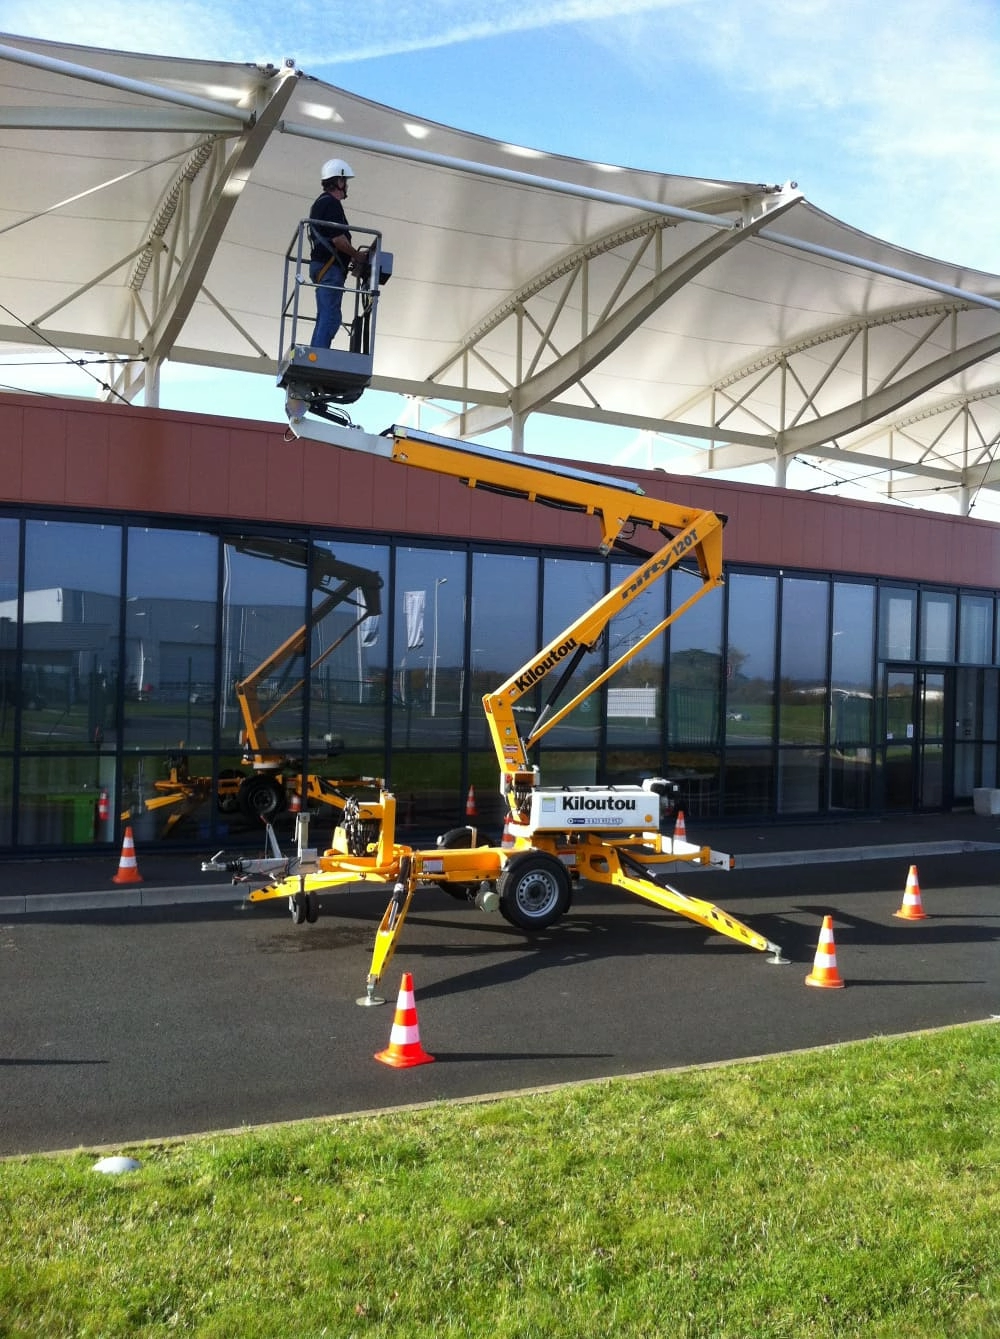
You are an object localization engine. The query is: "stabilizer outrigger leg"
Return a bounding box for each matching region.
[610,847,789,965]
[357,854,415,1006]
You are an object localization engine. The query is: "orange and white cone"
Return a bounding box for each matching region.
[112,825,143,885]
[894,864,927,921]
[375,972,435,1068]
[501,815,514,849]
[465,785,477,819]
[805,914,844,988]
[674,809,687,842]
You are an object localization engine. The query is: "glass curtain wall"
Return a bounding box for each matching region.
[4,509,1000,853]
[955,593,998,798]
[830,582,876,809]
[777,577,830,813]
[468,551,538,835]
[17,520,122,846]
[537,556,605,786]
[666,567,723,817]
[605,554,667,788]
[389,545,467,833]
[123,526,218,841]
[312,537,389,788]
[0,517,20,844]
[724,572,777,814]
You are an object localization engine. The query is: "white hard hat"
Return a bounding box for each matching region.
[321,158,354,182]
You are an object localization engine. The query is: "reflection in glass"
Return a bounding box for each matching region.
[391,749,463,836]
[221,535,307,775]
[669,570,722,747]
[469,553,537,750]
[958,594,993,665]
[879,587,916,660]
[778,748,824,813]
[18,752,115,847]
[666,749,720,820]
[313,539,389,766]
[954,667,999,799]
[21,520,122,751]
[779,577,829,746]
[726,574,776,744]
[0,757,10,845]
[0,518,20,751]
[124,527,218,752]
[605,558,665,748]
[538,750,597,787]
[919,590,955,662]
[391,547,466,759]
[830,582,874,809]
[540,557,604,749]
[723,747,774,815]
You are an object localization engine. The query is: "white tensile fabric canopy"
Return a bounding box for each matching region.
[2,33,999,511]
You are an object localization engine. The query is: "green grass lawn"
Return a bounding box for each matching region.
[1,1023,997,1338]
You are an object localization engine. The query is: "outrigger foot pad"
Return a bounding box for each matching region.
[766,943,790,964]
[357,978,386,1007]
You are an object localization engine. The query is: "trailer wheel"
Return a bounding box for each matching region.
[497,851,572,931]
[305,891,319,923]
[216,769,242,814]
[289,893,306,925]
[436,826,474,848]
[238,775,285,821]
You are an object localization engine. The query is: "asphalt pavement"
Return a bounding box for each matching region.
[2,811,998,1157]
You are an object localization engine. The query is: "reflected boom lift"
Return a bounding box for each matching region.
[202,219,787,1001]
[147,536,384,831]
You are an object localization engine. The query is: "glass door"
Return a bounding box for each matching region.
[881,666,951,810]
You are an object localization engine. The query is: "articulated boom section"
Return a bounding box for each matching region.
[201,416,785,1002]
[485,510,724,808]
[233,540,382,772]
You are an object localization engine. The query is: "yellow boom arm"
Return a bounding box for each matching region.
[286,419,724,801]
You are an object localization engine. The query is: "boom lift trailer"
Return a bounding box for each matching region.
[204,418,787,1001]
[146,537,385,832]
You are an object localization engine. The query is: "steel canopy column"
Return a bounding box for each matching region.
[510,411,526,455]
[143,358,161,408]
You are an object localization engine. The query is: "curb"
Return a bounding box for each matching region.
[734,839,1000,869]
[3,839,1000,915]
[0,884,244,917]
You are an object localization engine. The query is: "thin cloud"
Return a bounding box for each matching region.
[302,0,691,63]
[2,1,687,64]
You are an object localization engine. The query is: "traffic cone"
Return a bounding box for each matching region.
[289,789,301,814]
[501,814,514,849]
[111,825,143,885]
[672,803,690,846]
[894,864,927,920]
[375,972,435,1068]
[465,785,477,818]
[805,915,844,988]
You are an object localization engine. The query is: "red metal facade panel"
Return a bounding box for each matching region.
[2,393,999,591]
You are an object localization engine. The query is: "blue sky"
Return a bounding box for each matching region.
[3,0,1000,496]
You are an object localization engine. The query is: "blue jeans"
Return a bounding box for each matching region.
[310,258,348,348]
